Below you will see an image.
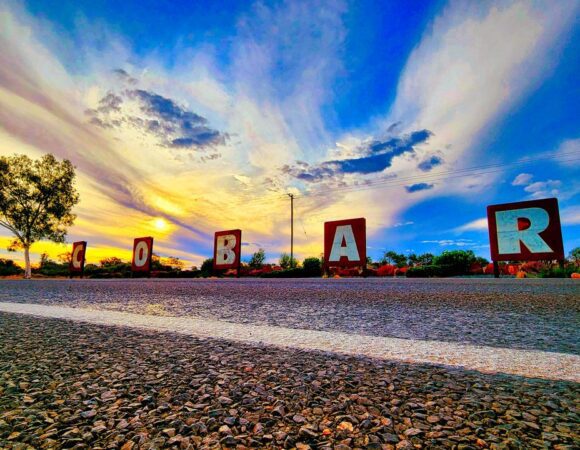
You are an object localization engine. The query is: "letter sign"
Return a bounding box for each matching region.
[69,241,87,276]
[487,198,564,262]
[132,237,154,273]
[213,229,242,270]
[324,218,366,268]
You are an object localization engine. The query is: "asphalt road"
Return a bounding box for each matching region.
[1,278,578,354]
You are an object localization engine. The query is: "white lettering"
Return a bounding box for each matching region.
[216,234,237,265]
[496,207,553,254]
[329,225,360,262]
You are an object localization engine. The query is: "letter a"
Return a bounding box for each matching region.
[329,225,360,262]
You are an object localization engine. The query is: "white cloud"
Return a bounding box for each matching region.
[532,138,580,167]
[421,239,475,247]
[454,217,488,233]
[384,1,577,193]
[523,179,562,198]
[561,206,580,225]
[392,221,414,228]
[512,173,533,186]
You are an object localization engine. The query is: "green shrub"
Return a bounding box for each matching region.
[538,266,577,278]
[261,268,305,278]
[0,258,24,276]
[406,264,456,278]
[302,257,322,277]
[433,250,476,276]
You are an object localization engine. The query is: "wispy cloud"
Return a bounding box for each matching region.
[561,206,580,226]
[421,239,475,247]
[454,218,488,233]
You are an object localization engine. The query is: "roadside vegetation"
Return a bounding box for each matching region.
[2,247,579,279]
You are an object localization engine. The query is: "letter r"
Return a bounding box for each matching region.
[496,207,553,254]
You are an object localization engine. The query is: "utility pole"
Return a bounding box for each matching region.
[288,193,294,268]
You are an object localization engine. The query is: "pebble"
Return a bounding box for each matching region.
[0,310,578,449]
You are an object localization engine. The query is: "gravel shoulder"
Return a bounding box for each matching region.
[1,278,578,354]
[1,312,579,449]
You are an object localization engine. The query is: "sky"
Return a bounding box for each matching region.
[0,0,579,267]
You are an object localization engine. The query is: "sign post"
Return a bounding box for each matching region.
[487,198,564,278]
[132,237,154,277]
[213,229,242,277]
[323,218,366,276]
[69,241,87,278]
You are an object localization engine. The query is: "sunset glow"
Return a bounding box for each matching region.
[0,1,578,267]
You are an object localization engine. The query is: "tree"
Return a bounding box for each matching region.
[249,248,266,269]
[200,258,214,276]
[0,154,79,278]
[302,257,322,277]
[569,247,580,265]
[57,251,72,264]
[165,256,184,271]
[416,253,434,266]
[100,257,124,267]
[381,251,407,268]
[433,250,476,275]
[279,252,297,269]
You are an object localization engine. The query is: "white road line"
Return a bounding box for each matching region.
[0,302,578,382]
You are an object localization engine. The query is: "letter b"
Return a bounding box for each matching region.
[216,234,237,265]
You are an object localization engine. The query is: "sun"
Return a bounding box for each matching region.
[153,218,168,231]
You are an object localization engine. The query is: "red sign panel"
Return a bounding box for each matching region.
[487,198,564,262]
[213,229,242,270]
[324,218,366,268]
[69,241,87,274]
[132,237,154,272]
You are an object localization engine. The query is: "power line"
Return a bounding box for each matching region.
[208,151,580,207]
[293,154,580,200]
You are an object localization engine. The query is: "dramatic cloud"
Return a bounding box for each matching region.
[86,89,228,151]
[284,129,432,182]
[405,182,434,193]
[388,1,576,200]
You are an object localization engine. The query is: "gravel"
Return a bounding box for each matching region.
[1,312,579,449]
[1,278,578,354]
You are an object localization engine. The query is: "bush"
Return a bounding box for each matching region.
[406,264,456,278]
[377,264,396,276]
[302,257,322,277]
[33,254,69,277]
[261,268,305,278]
[0,258,24,276]
[249,249,266,269]
[279,253,298,269]
[538,266,577,278]
[200,258,214,277]
[433,250,477,276]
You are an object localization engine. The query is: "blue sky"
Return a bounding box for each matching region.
[0,0,579,265]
